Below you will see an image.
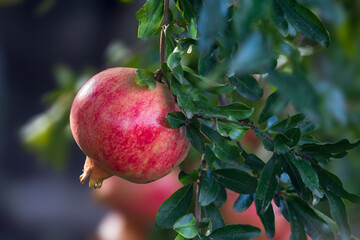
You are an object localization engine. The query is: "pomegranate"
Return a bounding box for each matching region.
[70,68,190,188]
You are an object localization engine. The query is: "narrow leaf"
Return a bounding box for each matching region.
[213,168,258,194]
[209,224,261,240]
[278,154,311,200]
[316,166,360,204]
[289,153,324,198]
[136,0,164,39]
[135,69,156,89]
[242,151,265,172]
[168,112,186,128]
[256,155,279,214]
[200,125,242,164]
[186,121,205,153]
[184,68,235,94]
[287,196,335,240]
[282,199,307,240]
[259,90,288,123]
[156,184,193,228]
[204,203,225,231]
[199,171,221,207]
[272,0,289,37]
[229,75,263,101]
[325,190,351,240]
[268,71,320,123]
[269,113,316,134]
[255,198,275,238]
[173,213,198,239]
[275,0,330,48]
[233,194,253,213]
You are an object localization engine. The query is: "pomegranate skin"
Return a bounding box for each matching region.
[70,68,190,186]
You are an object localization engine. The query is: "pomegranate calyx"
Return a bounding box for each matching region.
[80,156,112,189]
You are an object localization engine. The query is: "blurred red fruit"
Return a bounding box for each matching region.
[221,190,291,240]
[93,169,183,226]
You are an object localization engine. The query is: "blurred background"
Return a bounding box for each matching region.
[1,0,360,239]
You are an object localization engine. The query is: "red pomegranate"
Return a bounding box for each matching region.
[70,68,190,188]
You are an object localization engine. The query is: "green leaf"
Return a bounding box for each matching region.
[289,153,324,198]
[198,0,227,51]
[316,166,360,204]
[173,214,198,239]
[275,0,330,48]
[282,200,307,240]
[156,184,193,228]
[229,75,263,101]
[204,203,225,231]
[168,74,195,119]
[167,51,184,77]
[233,194,253,213]
[183,68,235,94]
[200,125,242,164]
[213,185,227,207]
[254,128,274,151]
[185,120,205,153]
[300,139,360,161]
[255,155,279,214]
[175,234,187,240]
[198,217,211,229]
[325,190,351,240]
[168,112,186,128]
[135,69,156,89]
[194,101,229,119]
[209,224,261,240]
[278,154,311,200]
[194,101,254,121]
[274,133,292,154]
[287,196,335,240]
[268,71,319,123]
[136,0,164,39]
[198,49,216,76]
[274,127,301,153]
[216,120,249,141]
[178,170,199,186]
[269,113,315,135]
[213,169,258,194]
[219,103,254,121]
[176,0,197,20]
[259,90,288,123]
[272,0,289,37]
[229,33,275,75]
[199,171,221,207]
[242,151,265,172]
[254,198,275,239]
[205,144,218,167]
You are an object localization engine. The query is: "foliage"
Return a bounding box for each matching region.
[135,0,360,239]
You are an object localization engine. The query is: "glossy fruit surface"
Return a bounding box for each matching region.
[70,68,190,187]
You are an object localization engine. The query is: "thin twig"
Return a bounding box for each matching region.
[160,0,169,65]
[195,154,206,225]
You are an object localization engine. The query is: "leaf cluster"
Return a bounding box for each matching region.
[135,0,360,239]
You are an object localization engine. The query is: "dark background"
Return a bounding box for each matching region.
[0,0,144,239]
